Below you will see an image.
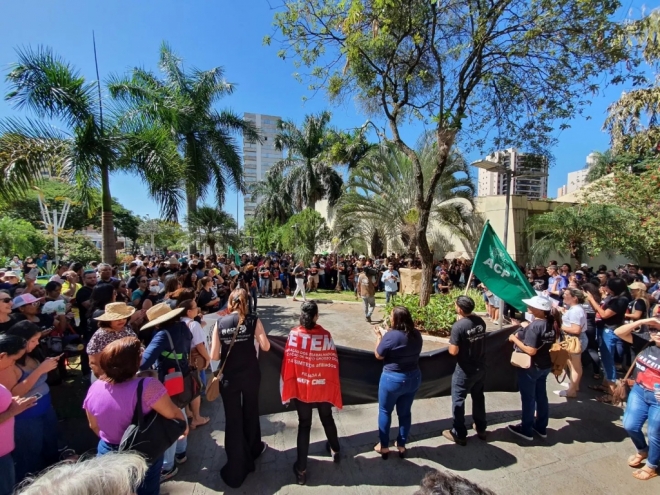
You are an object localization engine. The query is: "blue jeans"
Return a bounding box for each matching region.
[600,327,620,382]
[451,366,487,439]
[623,384,660,470]
[378,369,421,448]
[385,291,396,304]
[98,439,163,495]
[517,367,551,437]
[340,274,349,291]
[259,278,269,295]
[163,408,188,471]
[13,405,59,482]
[0,453,15,495]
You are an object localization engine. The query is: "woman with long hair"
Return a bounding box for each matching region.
[84,337,187,495]
[585,277,631,402]
[373,306,423,459]
[210,288,270,488]
[196,277,220,314]
[0,334,35,495]
[508,296,556,441]
[557,289,587,398]
[0,322,60,482]
[282,301,342,485]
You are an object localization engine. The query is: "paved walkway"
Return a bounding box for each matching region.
[159,302,658,494]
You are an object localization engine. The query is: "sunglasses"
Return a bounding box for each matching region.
[0,298,11,303]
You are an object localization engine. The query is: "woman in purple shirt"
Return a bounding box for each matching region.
[83,337,187,495]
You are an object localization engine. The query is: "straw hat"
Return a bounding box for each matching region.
[628,281,647,292]
[140,302,184,331]
[93,302,136,321]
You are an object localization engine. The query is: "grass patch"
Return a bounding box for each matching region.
[303,289,387,303]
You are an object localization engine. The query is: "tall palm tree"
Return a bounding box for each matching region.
[109,42,260,225]
[0,46,181,263]
[272,111,344,210]
[334,139,474,256]
[249,169,294,224]
[187,206,237,256]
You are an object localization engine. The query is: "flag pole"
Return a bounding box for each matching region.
[464,222,489,295]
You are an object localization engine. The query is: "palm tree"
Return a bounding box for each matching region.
[526,203,632,264]
[187,206,237,256]
[0,46,181,263]
[334,139,474,257]
[250,169,294,224]
[272,111,344,210]
[108,42,260,228]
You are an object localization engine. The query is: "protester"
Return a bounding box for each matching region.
[357,263,377,322]
[1,321,60,482]
[443,296,487,445]
[16,452,148,495]
[508,295,556,441]
[138,303,191,481]
[0,334,36,495]
[373,306,423,459]
[0,290,22,334]
[281,301,342,485]
[557,289,588,398]
[580,283,602,379]
[196,277,220,314]
[614,317,660,481]
[86,303,137,381]
[381,262,400,304]
[210,288,270,488]
[292,260,307,302]
[83,337,187,495]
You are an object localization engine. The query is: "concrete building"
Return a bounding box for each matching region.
[477,148,549,200]
[242,113,283,219]
[557,152,597,198]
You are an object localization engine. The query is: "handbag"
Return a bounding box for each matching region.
[206,321,239,402]
[611,343,650,406]
[186,320,209,371]
[560,335,581,355]
[510,351,531,369]
[163,330,201,409]
[119,379,187,464]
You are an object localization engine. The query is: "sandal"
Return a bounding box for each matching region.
[373,443,389,460]
[628,453,648,468]
[632,467,657,481]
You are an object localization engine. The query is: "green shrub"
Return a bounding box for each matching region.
[384,288,487,337]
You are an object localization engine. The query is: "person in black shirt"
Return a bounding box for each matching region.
[210,288,270,488]
[508,296,556,441]
[443,296,487,445]
[531,265,549,292]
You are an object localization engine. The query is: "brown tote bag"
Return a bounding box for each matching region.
[205,323,238,402]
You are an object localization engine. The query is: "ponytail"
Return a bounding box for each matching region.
[228,288,249,325]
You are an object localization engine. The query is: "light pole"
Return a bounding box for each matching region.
[472,158,548,328]
[38,194,71,266]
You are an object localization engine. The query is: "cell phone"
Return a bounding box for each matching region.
[50,354,64,361]
[31,393,43,401]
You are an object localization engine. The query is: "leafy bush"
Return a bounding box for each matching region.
[384,288,487,337]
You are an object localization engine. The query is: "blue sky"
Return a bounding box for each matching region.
[0,1,649,226]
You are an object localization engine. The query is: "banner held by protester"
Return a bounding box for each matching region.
[471,221,535,313]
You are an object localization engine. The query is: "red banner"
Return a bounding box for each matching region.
[280,325,343,408]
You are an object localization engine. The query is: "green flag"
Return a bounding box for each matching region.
[228,245,240,266]
[471,221,535,313]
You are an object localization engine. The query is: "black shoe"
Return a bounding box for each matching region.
[293,462,306,485]
[326,441,340,463]
[473,423,488,441]
[442,429,467,446]
[175,452,187,464]
[366,315,372,322]
[508,424,533,441]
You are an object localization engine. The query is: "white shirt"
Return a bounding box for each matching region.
[381,270,400,292]
[182,316,210,352]
[563,304,588,350]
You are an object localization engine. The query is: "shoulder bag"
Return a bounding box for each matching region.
[119,378,187,464]
[186,320,209,371]
[611,342,650,407]
[163,330,202,409]
[206,320,239,402]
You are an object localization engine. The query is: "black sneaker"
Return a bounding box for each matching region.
[366,315,372,322]
[293,462,306,485]
[508,424,533,441]
[532,427,547,439]
[175,452,187,464]
[326,441,340,463]
[160,466,178,483]
[442,429,467,446]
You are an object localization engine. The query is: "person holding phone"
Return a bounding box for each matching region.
[0,321,61,482]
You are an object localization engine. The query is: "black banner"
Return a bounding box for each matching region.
[258,327,518,415]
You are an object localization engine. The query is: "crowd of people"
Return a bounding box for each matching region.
[0,251,658,494]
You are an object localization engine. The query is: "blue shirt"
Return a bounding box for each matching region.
[381,270,400,292]
[377,328,423,372]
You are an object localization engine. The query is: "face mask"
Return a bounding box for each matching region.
[149,286,159,294]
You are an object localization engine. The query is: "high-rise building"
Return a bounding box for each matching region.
[242,113,283,219]
[476,148,548,200]
[556,152,596,198]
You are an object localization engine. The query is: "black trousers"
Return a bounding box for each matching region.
[220,367,262,488]
[582,321,601,374]
[451,366,487,439]
[293,399,340,471]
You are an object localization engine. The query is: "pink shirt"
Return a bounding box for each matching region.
[0,384,14,457]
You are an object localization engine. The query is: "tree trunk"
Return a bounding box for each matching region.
[186,181,198,254]
[100,165,116,264]
[209,239,216,256]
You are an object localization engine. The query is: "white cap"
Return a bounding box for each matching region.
[521,295,552,312]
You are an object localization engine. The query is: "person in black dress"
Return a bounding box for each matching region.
[210,288,271,488]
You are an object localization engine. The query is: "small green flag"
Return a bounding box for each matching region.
[228,245,240,266]
[472,221,535,313]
